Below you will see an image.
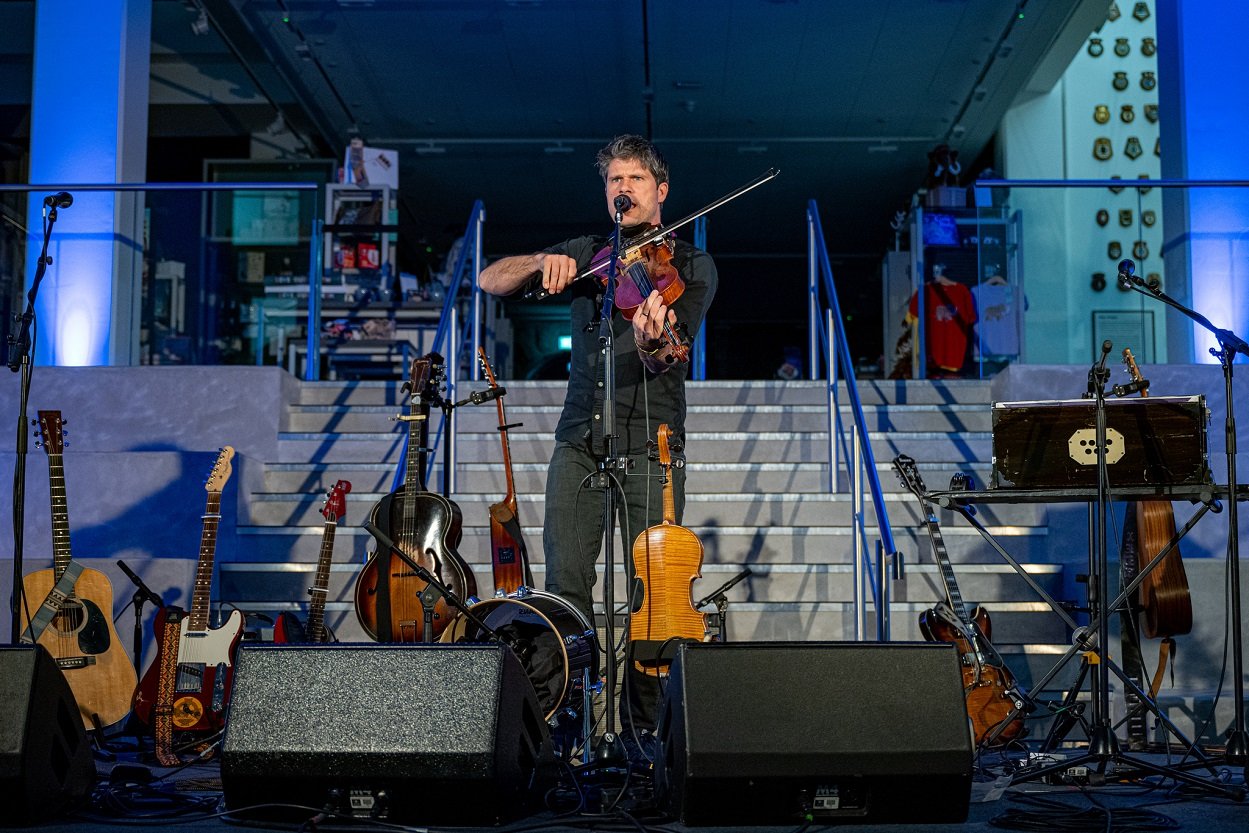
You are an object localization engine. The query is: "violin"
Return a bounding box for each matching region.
[588,230,691,364]
[630,424,709,676]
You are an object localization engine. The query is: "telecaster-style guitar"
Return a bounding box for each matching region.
[132,447,244,735]
[893,454,1027,745]
[20,410,138,730]
[274,480,351,644]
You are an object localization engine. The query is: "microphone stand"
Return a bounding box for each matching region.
[1121,270,1249,768]
[6,198,62,645]
[592,208,628,764]
[362,521,503,647]
[117,560,163,680]
[694,567,753,642]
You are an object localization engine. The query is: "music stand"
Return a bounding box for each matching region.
[926,365,1241,796]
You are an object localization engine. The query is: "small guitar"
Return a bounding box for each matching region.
[20,410,138,730]
[274,480,351,644]
[132,447,244,735]
[478,347,533,596]
[1122,348,1193,640]
[893,454,1027,745]
[631,424,709,676]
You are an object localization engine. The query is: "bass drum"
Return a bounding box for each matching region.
[440,588,599,721]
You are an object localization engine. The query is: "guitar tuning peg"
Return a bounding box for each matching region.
[671,457,686,470]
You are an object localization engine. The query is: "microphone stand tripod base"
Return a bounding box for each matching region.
[593,731,627,765]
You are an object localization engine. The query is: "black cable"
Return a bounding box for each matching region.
[990,792,1180,833]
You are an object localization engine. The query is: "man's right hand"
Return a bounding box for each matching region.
[539,253,579,295]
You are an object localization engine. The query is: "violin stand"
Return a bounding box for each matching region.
[1001,350,1239,798]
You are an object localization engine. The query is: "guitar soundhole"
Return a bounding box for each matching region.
[51,598,86,634]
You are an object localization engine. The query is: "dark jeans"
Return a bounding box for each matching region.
[542,439,686,734]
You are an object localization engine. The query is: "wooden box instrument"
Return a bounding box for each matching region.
[991,395,1210,490]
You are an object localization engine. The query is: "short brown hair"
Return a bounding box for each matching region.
[595,134,669,185]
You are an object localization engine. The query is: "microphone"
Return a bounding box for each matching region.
[116,559,164,607]
[613,194,632,214]
[1117,258,1136,289]
[1096,338,1113,372]
[456,386,506,407]
[43,191,73,209]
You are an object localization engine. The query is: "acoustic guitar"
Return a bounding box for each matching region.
[1122,348,1193,640]
[478,347,533,596]
[132,447,244,735]
[893,454,1027,745]
[354,354,478,641]
[274,479,350,644]
[631,424,709,676]
[20,410,138,730]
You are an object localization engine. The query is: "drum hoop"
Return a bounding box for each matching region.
[470,592,574,717]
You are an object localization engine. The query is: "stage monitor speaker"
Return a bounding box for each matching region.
[655,642,973,826]
[0,645,96,826]
[221,643,554,825]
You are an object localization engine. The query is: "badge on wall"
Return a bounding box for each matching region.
[1141,37,1156,57]
[1113,71,1129,91]
[1094,137,1114,160]
[1109,241,1123,260]
[1096,209,1110,227]
[1118,209,1134,227]
[1094,104,1111,124]
[1140,71,1156,91]
[1088,37,1104,58]
[1124,136,1144,160]
[1114,38,1131,57]
[1120,104,1135,123]
[1133,240,1149,260]
[1146,273,1162,289]
[1144,103,1158,123]
[1109,176,1125,194]
[1092,272,1107,292]
[1108,2,1121,22]
[1142,209,1157,227]
[1133,2,1150,22]
[1137,174,1153,194]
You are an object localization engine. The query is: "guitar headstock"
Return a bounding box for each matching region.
[478,346,500,389]
[322,479,351,522]
[1122,347,1147,389]
[892,454,927,498]
[35,410,64,455]
[403,356,433,404]
[205,446,236,493]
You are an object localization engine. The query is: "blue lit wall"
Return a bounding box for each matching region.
[27,0,149,367]
[1160,1,1249,363]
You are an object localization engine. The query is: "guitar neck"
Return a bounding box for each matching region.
[46,451,73,580]
[923,506,972,623]
[305,520,336,642]
[189,491,222,631]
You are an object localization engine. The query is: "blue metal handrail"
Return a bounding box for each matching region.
[807,200,900,638]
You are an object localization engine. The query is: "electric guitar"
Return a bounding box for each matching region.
[132,447,244,735]
[274,480,351,644]
[20,410,138,730]
[893,454,1027,745]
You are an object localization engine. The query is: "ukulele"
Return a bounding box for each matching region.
[893,454,1027,745]
[478,347,533,595]
[1122,349,1193,639]
[631,424,709,676]
[354,354,478,641]
[20,411,138,730]
[132,447,244,735]
[274,479,351,644]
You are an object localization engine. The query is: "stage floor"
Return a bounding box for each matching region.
[9,746,1247,833]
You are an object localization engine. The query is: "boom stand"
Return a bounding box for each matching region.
[592,208,629,764]
[1013,343,1241,798]
[1121,265,1249,772]
[6,197,62,644]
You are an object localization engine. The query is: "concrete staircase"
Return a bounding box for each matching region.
[221,377,1079,699]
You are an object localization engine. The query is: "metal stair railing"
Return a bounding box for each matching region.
[807,199,902,640]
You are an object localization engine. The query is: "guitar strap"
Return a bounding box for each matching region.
[1148,637,1176,699]
[153,608,185,767]
[20,560,85,644]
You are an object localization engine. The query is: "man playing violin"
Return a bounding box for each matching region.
[478,134,717,760]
